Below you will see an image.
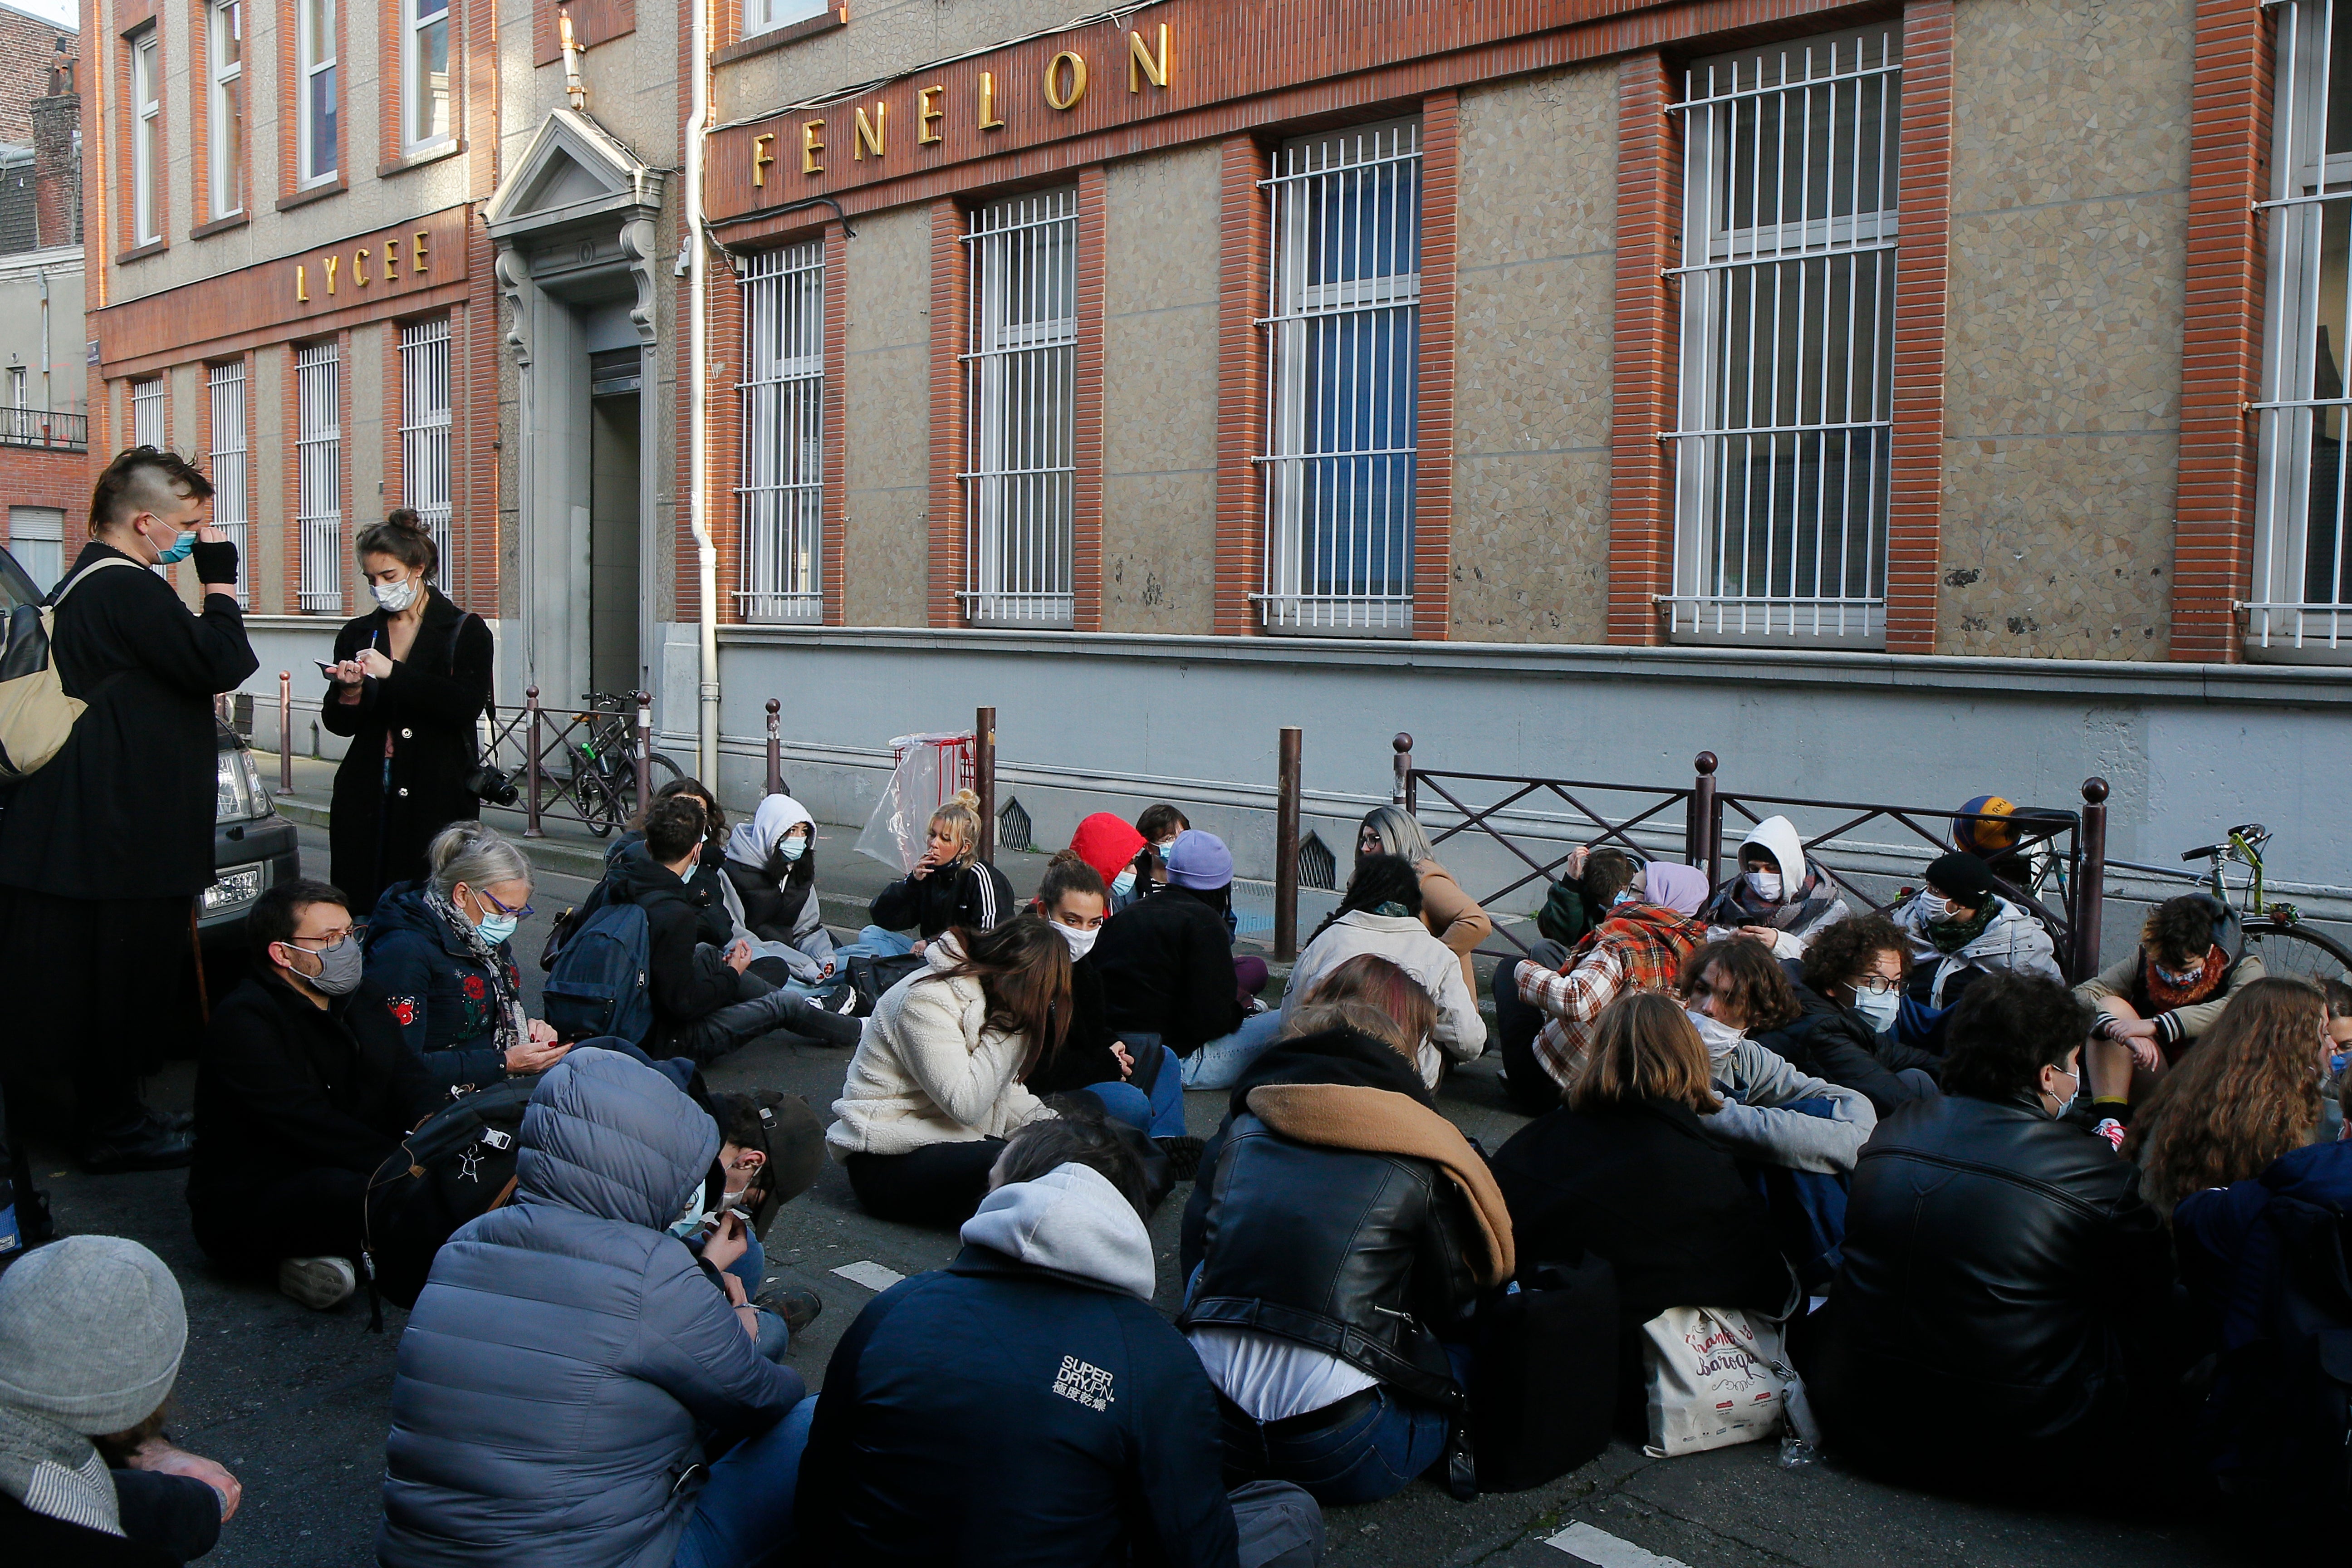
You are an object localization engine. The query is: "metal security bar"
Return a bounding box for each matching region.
[1256,118,1422,632]
[736,240,825,622]
[207,362,247,604]
[1665,27,1901,644]
[295,341,343,612]
[2249,0,2352,652]
[131,376,163,448]
[960,187,1077,626]
[398,317,454,582]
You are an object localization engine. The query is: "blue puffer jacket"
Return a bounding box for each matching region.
[364,879,520,1090]
[378,1048,804,1568]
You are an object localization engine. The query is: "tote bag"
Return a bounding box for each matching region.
[1639,1304,1818,1458]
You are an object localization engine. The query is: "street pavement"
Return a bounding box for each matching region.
[25,805,2264,1568]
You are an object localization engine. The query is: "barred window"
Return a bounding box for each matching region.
[1666,27,1901,645]
[2252,0,2352,654]
[295,341,343,612]
[736,240,824,622]
[962,187,1077,626]
[398,318,454,582]
[207,361,247,604]
[1257,118,1422,634]
[131,376,163,447]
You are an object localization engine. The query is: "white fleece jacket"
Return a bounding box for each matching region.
[826,937,1053,1159]
[1283,909,1488,1088]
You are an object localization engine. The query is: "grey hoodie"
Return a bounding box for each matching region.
[1689,1010,1877,1173]
[1893,891,2063,1008]
[960,1161,1157,1301]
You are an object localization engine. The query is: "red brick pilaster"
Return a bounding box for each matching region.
[821,222,848,625]
[708,247,745,627]
[1607,53,1677,645]
[1411,92,1458,641]
[2170,0,2274,662]
[1072,165,1107,632]
[1214,133,1271,637]
[1883,0,1955,653]
[927,199,969,627]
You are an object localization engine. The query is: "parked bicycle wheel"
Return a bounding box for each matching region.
[607,751,686,833]
[2244,917,2352,989]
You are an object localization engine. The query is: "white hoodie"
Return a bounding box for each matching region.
[1704,814,1852,960]
[720,794,834,980]
[827,935,1053,1159]
[960,1161,1156,1302]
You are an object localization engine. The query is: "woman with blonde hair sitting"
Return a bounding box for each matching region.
[859,790,1016,958]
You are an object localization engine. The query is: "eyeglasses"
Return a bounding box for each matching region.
[472,887,535,920]
[1852,975,1902,997]
[284,922,365,953]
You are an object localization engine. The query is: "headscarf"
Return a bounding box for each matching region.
[1641,861,1710,917]
[1069,812,1147,885]
[424,887,527,1060]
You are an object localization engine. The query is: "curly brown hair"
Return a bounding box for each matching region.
[1677,938,1802,1032]
[2122,976,2327,1217]
[1800,913,1914,997]
[2140,895,2222,970]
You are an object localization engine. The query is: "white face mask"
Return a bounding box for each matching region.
[1849,986,1901,1032]
[1054,921,1099,962]
[1745,869,1783,902]
[371,575,419,613]
[1686,1009,1744,1051]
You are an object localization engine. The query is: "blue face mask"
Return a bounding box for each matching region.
[1111,867,1138,897]
[155,529,197,565]
[779,836,807,863]
[475,912,520,949]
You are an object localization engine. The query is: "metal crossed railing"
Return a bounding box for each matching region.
[478,689,666,840]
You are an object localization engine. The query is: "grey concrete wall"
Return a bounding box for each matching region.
[1450,64,1618,642]
[1939,0,2192,659]
[715,0,1076,123]
[1101,144,1220,634]
[838,202,934,627]
[0,255,83,414]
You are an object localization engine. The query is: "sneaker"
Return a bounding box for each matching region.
[755,1286,823,1338]
[80,1114,195,1175]
[278,1255,358,1310]
[1155,1135,1206,1182]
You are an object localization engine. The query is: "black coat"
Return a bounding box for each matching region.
[0,541,255,900]
[867,857,1014,939]
[604,850,738,1047]
[1748,984,1937,1117]
[321,590,494,918]
[1091,885,1244,1054]
[363,880,524,1089]
[186,971,439,1245]
[1492,1097,1791,1331]
[1023,955,1132,1097]
[1808,1090,2175,1467]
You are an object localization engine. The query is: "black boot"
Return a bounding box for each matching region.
[771,992,864,1049]
[81,1111,196,1174]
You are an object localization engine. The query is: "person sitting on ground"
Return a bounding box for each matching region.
[1283,854,1485,1090]
[1178,997,1511,1507]
[1699,815,1852,959]
[611,778,732,891]
[1677,940,1878,1175]
[795,1117,1325,1568]
[1493,992,1794,1414]
[366,822,573,1089]
[1892,850,2063,1010]
[1024,853,1191,1152]
[1353,806,1493,997]
[1493,853,1712,1115]
[668,1089,829,1361]
[2327,977,2352,1142]
[2121,977,2332,1215]
[1070,811,1151,913]
[859,790,1016,958]
[831,916,1154,1228]
[2080,894,2267,1124]
[1744,914,1940,1116]
[189,878,440,1311]
[718,794,842,996]
[381,1048,813,1568]
[1136,802,1191,890]
[0,1236,243,1567]
[604,796,863,1062]
[1092,830,1274,1088]
[1806,973,2178,1494]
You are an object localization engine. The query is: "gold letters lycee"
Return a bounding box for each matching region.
[752,132,775,186]
[384,239,400,278]
[918,85,944,144]
[324,255,339,295]
[854,102,885,160]
[288,226,439,302]
[978,71,1003,131]
[354,248,369,286]
[802,119,825,174]
[1044,51,1087,110]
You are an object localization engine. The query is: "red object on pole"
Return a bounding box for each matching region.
[1690,751,1719,882]
[765,698,782,798]
[1275,728,1303,960]
[524,687,545,838]
[2072,776,2111,983]
[276,671,293,795]
[1392,732,1413,812]
[974,706,997,864]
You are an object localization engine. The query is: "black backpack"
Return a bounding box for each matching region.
[2201,1189,2352,1523]
[363,1078,537,1315]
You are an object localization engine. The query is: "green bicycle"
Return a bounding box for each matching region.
[2179,823,2352,987]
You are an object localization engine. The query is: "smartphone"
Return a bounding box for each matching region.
[314,659,338,675]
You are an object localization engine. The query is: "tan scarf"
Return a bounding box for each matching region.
[1243,1082,1515,1287]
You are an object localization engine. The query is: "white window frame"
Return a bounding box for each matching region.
[298,0,338,186]
[207,361,248,604]
[1255,118,1423,634]
[398,318,454,583]
[208,0,243,218]
[961,187,1078,627]
[6,366,24,408]
[131,376,163,447]
[2250,0,2352,655]
[742,0,831,39]
[736,240,825,622]
[131,30,160,245]
[296,342,343,612]
[402,0,451,153]
[1664,26,1902,646]
[8,506,64,594]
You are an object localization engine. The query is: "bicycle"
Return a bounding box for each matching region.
[562,691,684,838]
[2180,823,2352,987]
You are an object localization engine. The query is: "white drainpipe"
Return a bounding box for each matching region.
[684,0,720,782]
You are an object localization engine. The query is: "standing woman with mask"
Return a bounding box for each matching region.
[321,510,494,919]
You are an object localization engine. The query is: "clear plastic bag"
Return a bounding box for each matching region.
[855,732,971,872]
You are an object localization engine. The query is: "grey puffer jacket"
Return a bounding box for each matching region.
[379,1048,804,1568]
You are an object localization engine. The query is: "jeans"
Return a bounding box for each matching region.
[725,1235,792,1363]
[853,926,917,959]
[668,967,860,1061]
[1177,1012,1288,1092]
[671,1396,819,1568]
[1492,956,1571,1116]
[1740,1098,1852,1290]
[1220,1386,1454,1508]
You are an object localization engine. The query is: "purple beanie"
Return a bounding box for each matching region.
[1166,829,1234,891]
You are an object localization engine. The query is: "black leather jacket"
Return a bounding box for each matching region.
[1810,1089,2173,1455]
[1179,1112,1479,1410]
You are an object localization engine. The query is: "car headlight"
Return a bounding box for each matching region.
[215,746,271,822]
[202,863,266,914]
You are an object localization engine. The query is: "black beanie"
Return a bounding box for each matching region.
[1924,852,1997,908]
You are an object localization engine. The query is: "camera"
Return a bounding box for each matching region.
[462,763,519,807]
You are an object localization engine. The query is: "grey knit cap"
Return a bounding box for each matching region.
[0,1237,187,1435]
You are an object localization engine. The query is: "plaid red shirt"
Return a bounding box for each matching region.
[1516,903,1708,1093]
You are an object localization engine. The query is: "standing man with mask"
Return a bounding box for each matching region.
[186,878,437,1309]
[0,447,256,1196]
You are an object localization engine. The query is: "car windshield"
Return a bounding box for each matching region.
[0,546,40,612]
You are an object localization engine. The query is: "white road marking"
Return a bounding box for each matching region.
[830,1260,906,1292]
[1546,1522,1694,1568]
